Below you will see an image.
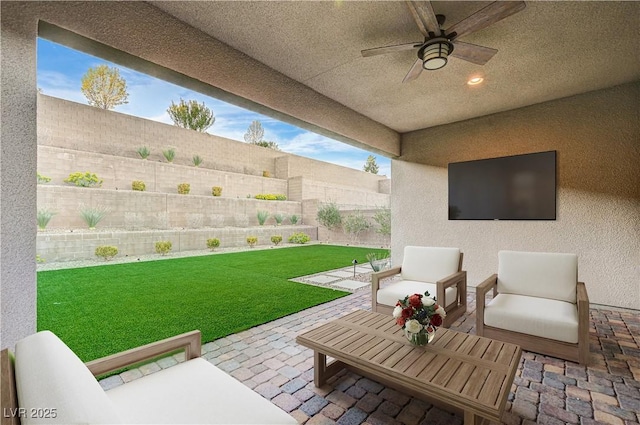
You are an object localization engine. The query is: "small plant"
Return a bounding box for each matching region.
[64,171,103,188]
[271,235,283,246]
[255,194,287,201]
[343,211,371,243]
[192,155,203,167]
[289,214,299,225]
[137,146,151,159]
[178,183,190,194]
[36,254,45,264]
[246,194,251,198]
[80,205,108,229]
[366,252,390,272]
[212,186,223,197]
[132,180,146,191]
[263,170,271,178]
[37,208,56,230]
[257,210,270,226]
[273,213,284,226]
[155,241,172,255]
[288,232,310,244]
[317,202,342,231]
[37,172,51,184]
[206,238,220,251]
[246,236,258,248]
[95,245,118,261]
[163,148,176,163]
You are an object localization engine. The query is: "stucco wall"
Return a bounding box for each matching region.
[392,83,640,310]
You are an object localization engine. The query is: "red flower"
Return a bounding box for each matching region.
[408,294,422,308]
[430,314,443,327]
[401,307,414,319]
[396,317,406,327]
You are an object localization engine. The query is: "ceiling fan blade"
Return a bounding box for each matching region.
[405,1,429,37]
[451,41,498,65]
[403,58,423,83]
[447,1,526,40]
[361,42,422,58]
[413,2,442,36]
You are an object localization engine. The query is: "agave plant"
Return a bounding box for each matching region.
[162,148,176,163]
[37,208,56,230]
[257,210,270,226]
[80,205,109,229]
[137,146,151,159]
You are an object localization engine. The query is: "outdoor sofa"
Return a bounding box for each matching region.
[1,330,297,424]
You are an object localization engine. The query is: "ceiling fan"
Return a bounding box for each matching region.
[361,1,526,83]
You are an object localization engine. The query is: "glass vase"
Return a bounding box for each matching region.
[404,327,436,346]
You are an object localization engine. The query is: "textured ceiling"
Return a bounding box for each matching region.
[151,1,640,133]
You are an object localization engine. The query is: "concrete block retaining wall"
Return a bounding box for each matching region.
[37,226,317,262]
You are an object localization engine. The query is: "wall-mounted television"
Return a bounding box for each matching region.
[448,151,556,220]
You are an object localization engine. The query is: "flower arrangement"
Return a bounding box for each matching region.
[393,291,446,346]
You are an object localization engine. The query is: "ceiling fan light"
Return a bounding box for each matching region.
[420,38,453,71]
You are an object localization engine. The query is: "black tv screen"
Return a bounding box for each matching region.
[448,151,556,220]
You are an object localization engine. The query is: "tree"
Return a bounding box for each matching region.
[373,207,391,237]
[317,202,342,231]
[167,99,215,132]
[363,155,379,174]
[343,211,371,244]
[244,120,281,150]
[80,65,129,110]
[244,120,265,144]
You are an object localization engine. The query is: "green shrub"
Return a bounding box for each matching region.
[155,241,172,255]
[317,202,342,230]
[212,186,222,197]
[37,172,51,184]
[373,207,391,237]
[273,213,284,226]
[64,171,103,188]
[246,236,258,248]
[132,180,146,191]
[343,211,371,243]
[263,170,271,178]
[137,146,151,159]
[80,205,108,229]
[206,238,220,251]
[288,232,310,244]
[254,194,287,201]
[36,254,45,264]
[95,245,118,261]
[271,235,283,246]
[37,208,56,230]
[257,210,270,226]
[192,154,203,167]
[177,183,190,194]
[289,214,299,225]
[163,148,176,163]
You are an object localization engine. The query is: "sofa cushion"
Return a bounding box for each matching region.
[484,293,579,344]
[377,280,457,308]
[401,246,460,283]
[498,251,578,303]
[15,331,123,424]
[106,357,297,424]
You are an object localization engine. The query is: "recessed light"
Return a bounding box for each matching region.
[467,77,484,86]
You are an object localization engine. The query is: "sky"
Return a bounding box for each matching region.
[37,38,391,177]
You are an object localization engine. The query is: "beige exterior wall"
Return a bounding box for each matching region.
[37,226,317,262]
[392,83,640,310]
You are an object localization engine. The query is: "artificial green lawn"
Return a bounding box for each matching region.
[38,245,387,361]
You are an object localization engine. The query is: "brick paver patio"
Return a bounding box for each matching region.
[100,275,640,425]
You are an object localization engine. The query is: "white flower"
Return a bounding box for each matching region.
[404,319,422,334]
[435,305,446,317]
[422,297,436,307]
[392,305,403,319]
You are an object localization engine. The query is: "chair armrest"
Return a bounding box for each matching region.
[475,274,497,336]
[577,282,589,329]
[437,270,466,289]
[371,266,401,292]
[86,330,202,376]
[435,270,467,307]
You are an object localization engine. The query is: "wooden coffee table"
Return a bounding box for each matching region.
[296,310,521,425]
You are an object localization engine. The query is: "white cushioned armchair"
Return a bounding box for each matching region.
[371,246,467,328]
[476,250,590,364]
[1,330,297,424]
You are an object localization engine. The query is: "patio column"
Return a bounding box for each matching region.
[0,3,38,349]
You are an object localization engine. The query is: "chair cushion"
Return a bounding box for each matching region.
[377,280,457,308]
[498,250,578,303]
[106,357,297,424]
[15,331,123,424]
[401,246,461,283]
[484,293,579,344]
